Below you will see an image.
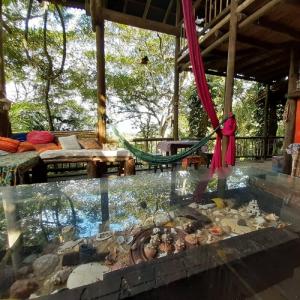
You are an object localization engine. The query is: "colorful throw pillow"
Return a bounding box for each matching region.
[27,131,54,144]
[78,139,102,150]
[58,135,81,150]
[33,143,61,153]
[17,141,36,153]
[0,137,20,153]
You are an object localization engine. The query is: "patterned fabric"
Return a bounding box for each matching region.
[286,143,300,155]
[0,151,39,186]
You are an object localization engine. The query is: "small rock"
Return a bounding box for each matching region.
[67,263,109,289]
[50,267,72,285]
[16,265,33,278]
[10,279,39,299]
[255,216,266,225]
[23,254,38,265]
[143,217,155,226]
[188,202,198,209]
[265,213,279,222]
[154,212,171,226]
[33,254,59,277]
[237,219,247,227]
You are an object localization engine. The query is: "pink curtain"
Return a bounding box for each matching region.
[181,0,236,171]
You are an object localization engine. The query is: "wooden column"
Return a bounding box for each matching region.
[263,84,270,160]
[95,0,106,144]
[0,0,10,137]
[173,0,180,140]
[283,48,298,174]
[222,0,238,165]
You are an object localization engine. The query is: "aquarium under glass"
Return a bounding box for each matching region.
[1,167,300,299]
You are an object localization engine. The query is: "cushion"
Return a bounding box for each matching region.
[58,135,81,150]
[79,139,102,150]
[27,131,54,144]
[0,137,20,153]
[0,150,9,156]
[39,149,130,160]
[11,133,27,142]
[33,143,61,153]
[17,141,36,153]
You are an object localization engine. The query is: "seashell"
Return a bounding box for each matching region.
[209,226,223,236]
[255,216,266,225]
[126,236,134,245]
[159,242,174,253]
[264,213,279,222]
[222,225,232,234]
[212,198,226,209]
[184,234,198,245]
[152,228,161,235]
[144,244,157,260]
[174,239,186,253]
[131,243,137,250]
[96,231,112,241]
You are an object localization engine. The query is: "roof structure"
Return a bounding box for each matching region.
[41,0,300,83]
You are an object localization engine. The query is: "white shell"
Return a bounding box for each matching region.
[67,263,109,289]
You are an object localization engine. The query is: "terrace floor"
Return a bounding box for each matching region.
[47,159,274,182]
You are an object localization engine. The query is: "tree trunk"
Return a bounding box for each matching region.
[0,0,11,137]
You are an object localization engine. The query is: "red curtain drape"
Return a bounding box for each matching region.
[181,0,236,171]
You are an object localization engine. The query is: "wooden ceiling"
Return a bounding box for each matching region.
[41,0,300,84]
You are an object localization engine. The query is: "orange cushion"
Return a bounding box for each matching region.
[17,141,35,153]
[33,143,61,153]
[0,137,20,153]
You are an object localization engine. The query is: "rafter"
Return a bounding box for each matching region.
[163,0,174,23]
[143,0,151,19]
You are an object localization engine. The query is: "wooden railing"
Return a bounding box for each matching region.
[179,0,233,63]
[132,136,284,161]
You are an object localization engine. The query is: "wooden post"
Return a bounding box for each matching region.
[222,0,238,166]
[0,0,11,137]
[263,84,270,160]
[283,48,298,174]
[95,0,106,144]
[173,0,180,140]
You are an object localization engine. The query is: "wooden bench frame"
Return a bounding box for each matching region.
[41,156,136,178]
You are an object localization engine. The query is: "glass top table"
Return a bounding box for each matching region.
[1,167,300,299]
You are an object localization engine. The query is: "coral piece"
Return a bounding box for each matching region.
[184,234,198,245]
[174,239,186,253]
[159,242,174,254]
[246,200,261,217]
[209,226,223,236]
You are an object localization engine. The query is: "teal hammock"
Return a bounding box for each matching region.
[113,118,228,165]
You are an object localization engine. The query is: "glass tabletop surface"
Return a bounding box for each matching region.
[1,167,300,299]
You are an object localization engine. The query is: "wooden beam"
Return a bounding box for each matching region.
[237,34,283,50]
[263,84,270,159]
[283,48,298,174]
[178,0,283,66]
[256,18,300,41]
[163,0,174,23]
[173,0,180,140]
[222,0,238,166]
[143,0,151,19]
[96,0,106,144]
[102,8,180,36]
[123,0,128,13]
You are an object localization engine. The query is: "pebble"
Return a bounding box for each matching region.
[10,279,39,299]
[188,202,198,209]
[23,254,38,265]
[33,254,60,277]
[237,219,247,227]
[50,267,73,285]
[67,263,109,289]
[154,212,171,226]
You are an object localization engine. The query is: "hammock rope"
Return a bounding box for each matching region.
[112,116,230,165]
